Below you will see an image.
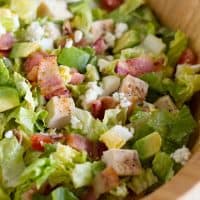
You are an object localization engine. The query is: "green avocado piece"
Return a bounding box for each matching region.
[10,42,40,58]
[133,132,162,160]
[113,30,141,53]
[0,86,20,112]
[152,152,174,182]
[58,47,90,73]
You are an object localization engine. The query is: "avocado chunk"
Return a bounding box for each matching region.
[58,47,90,73]
[128,168,158,195]
[113,30,141,53]
[0,87,20,112]
[10,42,40,58]
[152,152,174,182]
[133,132,162,160]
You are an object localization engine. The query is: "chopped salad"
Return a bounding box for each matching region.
[0,0,199,199]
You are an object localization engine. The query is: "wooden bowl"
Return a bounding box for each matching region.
[143,1,200,199]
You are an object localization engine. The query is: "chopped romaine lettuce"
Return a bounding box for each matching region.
[0,137,25,188]
[167,31,188,66]
[51,187,78,200]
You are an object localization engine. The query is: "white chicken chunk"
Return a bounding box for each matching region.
[102,149,142,176]
[120,75,148,102]
[46,96,75,129]
[154,95,177,113]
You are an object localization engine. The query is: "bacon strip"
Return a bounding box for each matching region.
[93,38,108,55]
[116,56,162,77]
[37,55,69,99]
[0,33,15,50]
[66,134,107,160]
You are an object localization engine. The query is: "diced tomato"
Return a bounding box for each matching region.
[178,48,197,65]
[116,56,161,77]
[93,167,119,198]
[91,96,118,119]
[0,33,15,50]
[66,134,107,160]
[70,71,85,85]
[31,134,54,151]
[101,0,124,11]
[93,38,108,55]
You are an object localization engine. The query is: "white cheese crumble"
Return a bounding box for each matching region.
[113,92,132,108]
[104,32,116,47]
[111,125,133,141]
[97,58,110,72]
[0,23,6,36]
[5,130,13,139]
[44,22,61,40]
[25,21,45,42]
[65,38,74,48]
[74,30,83,43]
[81,82,103,109]
[71,115,82,129]
[171,146,191,165]
[115,23,128,39]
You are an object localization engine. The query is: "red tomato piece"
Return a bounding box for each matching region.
[101,0,124,11]
[178,48,197,65]
[31,134,54,151]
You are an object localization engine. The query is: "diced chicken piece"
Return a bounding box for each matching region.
[102,75,121,96]
[154,95,177,113]
[46,96,75,129]
[91,19,114,42]
[93,167,119,198]
[119,75,148,102]
[37,0,72,21]
[102,149,142,176]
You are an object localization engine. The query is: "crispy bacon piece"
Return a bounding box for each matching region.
[37,55,69,99]
[66,134,107,160]
[70,70,85,85]
[93,38,108,54]
[0,33,15,50]
[24,51,48,82]
[91,96,118,119]
[93,167,119,198]
[116,56,161,77]
[178,48,197,65]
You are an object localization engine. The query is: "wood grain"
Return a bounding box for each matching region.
[142,1,200,199]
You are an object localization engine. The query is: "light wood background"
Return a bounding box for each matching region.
[142,1,200,199]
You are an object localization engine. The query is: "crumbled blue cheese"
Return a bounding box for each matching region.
[25,21,44,42]
[44,22,61,40]
[74,30,83,43]
[113,92,132,108]
[0,22,6,36]
[81,82,103,109]
[115,22,128,39]
[171,146,191,165]
[104,32,116,47]
[4,130,13,139]
[71,115,82,129]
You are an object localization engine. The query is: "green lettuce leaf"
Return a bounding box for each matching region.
[0,187,10,200]
[0,137,25,188]
[68,108,107,141]
[0,59,10,86]
[13,72,36,111]
[103,108,127,128]
[51,187,78,200]
[70,0,93,34]
[167,31,188,66]
[108,0,144,23]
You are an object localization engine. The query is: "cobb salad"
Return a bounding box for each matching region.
[0,0,199,199]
